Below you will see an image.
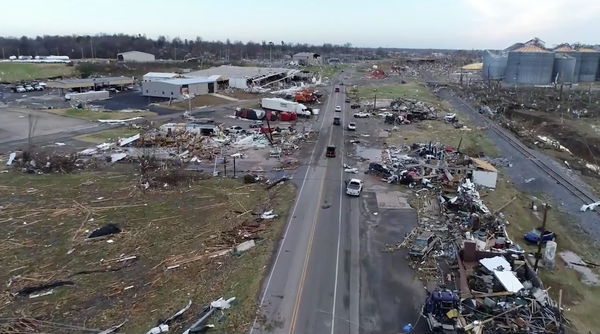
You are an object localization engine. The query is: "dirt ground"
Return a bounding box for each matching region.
[0,165,295,333]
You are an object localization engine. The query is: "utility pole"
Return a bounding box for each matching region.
[233,156,236,178]
[373,94,377,112]
[534,204,549,271]
[223,156,227,177]
[269,42,274,65]
[81,47,84,59]
[1,47,4,59]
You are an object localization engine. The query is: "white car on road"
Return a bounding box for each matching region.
[335,105,342,112]
[353,112,369,118]
[346,178,363,196]
[347,122,356,131]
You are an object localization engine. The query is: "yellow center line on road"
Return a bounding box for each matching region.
[288,88,340,334]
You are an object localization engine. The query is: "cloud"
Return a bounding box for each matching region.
[463,0,600,46]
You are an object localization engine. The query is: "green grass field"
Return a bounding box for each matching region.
[49,108,156,121]
[357,82,439,103]
[0,63,77,83]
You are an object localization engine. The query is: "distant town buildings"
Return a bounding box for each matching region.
[292,52,322,66]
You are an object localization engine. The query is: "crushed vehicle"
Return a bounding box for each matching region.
[524,228,556,244]
[423,289,460,334]
[408,232,440,258]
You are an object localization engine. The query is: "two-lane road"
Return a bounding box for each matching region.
[252,84,360,334]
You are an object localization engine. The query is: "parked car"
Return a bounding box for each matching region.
[347,122,356,131]
[345,179,363,196]
[249,122,263,128]
[409,232,440,258]
[335,105,342,112]
[34,85,44,91]
[350,103,360,109]
[345,98,351,103]
[354,112,369,118]
[15,86,26,93]
[444,113,457,123]
[227,125,244,134]
[524,229,556,244]
[25,85,34,92]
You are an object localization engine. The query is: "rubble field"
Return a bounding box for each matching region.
[484,176,600,333]
[0,166,295,333]
[454,82,600,194]
[355,69,600,333]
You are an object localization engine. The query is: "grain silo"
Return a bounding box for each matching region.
[482,50,508,80]
[552,54,576,83]
[577,48,600,82]
[553,44,581,82]
[504,44,554,85]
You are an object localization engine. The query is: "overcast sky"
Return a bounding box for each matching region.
[3,0,600,49]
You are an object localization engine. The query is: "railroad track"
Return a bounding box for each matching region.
[450,93,598,207]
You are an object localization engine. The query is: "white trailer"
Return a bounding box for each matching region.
[261,98,309,115]
[65,90,110,102]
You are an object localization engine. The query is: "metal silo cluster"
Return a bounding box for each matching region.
[482,40,600,85]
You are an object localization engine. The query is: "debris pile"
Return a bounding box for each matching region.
[368,138,566,332]
[395,173,566,332]
[389,98,438,123]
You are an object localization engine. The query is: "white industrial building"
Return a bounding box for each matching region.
[142,75,226,99]
[293,52,322,66]
[117,51,156,62]
[187,65,298,89]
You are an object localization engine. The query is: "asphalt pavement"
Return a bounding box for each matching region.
[253,69,425,334]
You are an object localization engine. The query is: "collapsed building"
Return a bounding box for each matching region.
[482,38,600,84]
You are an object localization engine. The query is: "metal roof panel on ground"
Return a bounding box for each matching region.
[471,158,497,172]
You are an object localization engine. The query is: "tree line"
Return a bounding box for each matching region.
[0,34,357,60]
